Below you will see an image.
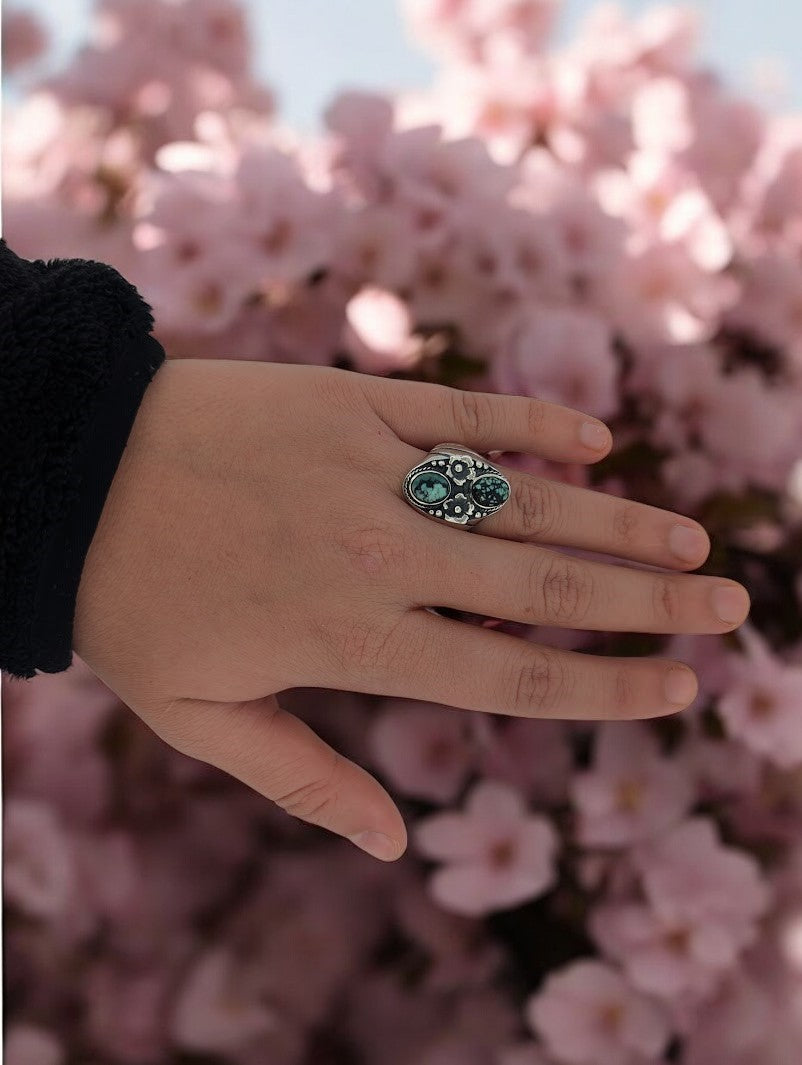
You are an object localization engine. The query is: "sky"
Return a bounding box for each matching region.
[7,0,802,129]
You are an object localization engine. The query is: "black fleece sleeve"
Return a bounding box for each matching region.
[0,238,166,680]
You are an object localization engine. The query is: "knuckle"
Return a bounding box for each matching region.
[450,388,495,447]
[273,749,342,823]
[513,476,562,539]
[611,667,637,716]
[313,366,366,418]
[338,440,375,475]
[333,520,410,579]
[652,575,681,626]
[508,648,570,715]
[613,503,640,548]
[534,554,593,625]
[527,398,548,438]
[316,611,409,680]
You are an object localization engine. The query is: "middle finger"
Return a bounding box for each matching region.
[407,515,750,635]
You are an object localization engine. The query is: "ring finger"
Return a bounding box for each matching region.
[393,440,711,571]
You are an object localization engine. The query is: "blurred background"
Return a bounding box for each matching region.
[5,2,802,1064]
[12,0,802,128]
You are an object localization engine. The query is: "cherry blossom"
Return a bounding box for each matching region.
[717,623,802,768]
[369,700,477,803]
[527,959,671,1065]
[414,780,559,916]
[571,723,694,847]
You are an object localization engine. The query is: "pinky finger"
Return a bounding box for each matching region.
[148,692,408,861]
[378,608,699,721]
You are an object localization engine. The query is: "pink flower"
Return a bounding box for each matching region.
[404,58,559,165]
[369,700,476,803]
[392,875,504,990]
[607,242,738,345]
[171,946,278,1053]
[4,1026,64,1065]
[571,723,694,847]
[85,960,173,1065]
[567,3,698,77]
[4,799,73,920]
[595,151,732,270]
[591,899,742,1001]
[677,733,763,800]
[232,146,341,284]
[344,287,422,373]
[333,205,417,290]
[478,718,573,806]
[267,279,348,366]
[491,305,619,418]
[325,90,396,195]
[527,959,671,1065]
[3,661,116,825]
[403,0,559,63]
[680,74,764,213]
[451,203,570,304]
[717,623,802,768]
[326,90,395,154]
[726,252,802,365]
[347,974,518,1065]
[381,126,517,223]
[632,818,770,951]
[679,968,775,1065]
[514,151,626,293]
[414,780,559,916]
[739,116,802,250]
[132,168,255,333]
[2,9,49,73]
[631,78,695,155]
[42,0,271,150]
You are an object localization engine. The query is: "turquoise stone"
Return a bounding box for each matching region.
[471,474,509,508]
[410,470,450,505]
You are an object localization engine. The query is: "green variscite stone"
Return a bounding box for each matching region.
[410,470,450,505]
[471,474,509,508]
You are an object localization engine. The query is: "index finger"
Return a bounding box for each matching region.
[358,374,613,463]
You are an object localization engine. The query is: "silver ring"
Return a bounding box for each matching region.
[402,442,511,528]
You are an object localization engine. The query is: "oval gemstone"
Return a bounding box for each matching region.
[471,474,510,508]
[410,470,451,505]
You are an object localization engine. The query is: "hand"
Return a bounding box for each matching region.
[73,358,750,860]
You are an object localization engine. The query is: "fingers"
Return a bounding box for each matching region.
[349,607,699,720]
[410,522,750,635]
[150,694,408,861]
[479,462,711,571]
[358,372,613,464]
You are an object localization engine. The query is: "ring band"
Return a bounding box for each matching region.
[402,442,511,528]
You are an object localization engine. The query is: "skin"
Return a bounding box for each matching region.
[73,358,750,861]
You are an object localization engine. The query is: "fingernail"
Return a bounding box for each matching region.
[579,421,611,450]
[664,666,698,706]
[668,524,709,562]
[711,584,750,625]
[349,831,401,861]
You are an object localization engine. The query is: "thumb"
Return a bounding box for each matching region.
[152,693,408,861]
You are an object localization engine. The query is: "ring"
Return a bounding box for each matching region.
[402,442,511,528]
